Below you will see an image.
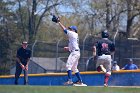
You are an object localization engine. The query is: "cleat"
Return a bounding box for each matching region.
[100,65,106,72]
[64,81,73,85]
[104,83,108,87]
[74,80,82,84]
[73,80,87,86]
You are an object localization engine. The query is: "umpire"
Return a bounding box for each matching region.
[15,41,31,85]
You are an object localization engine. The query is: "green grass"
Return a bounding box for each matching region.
[0,85,140,93]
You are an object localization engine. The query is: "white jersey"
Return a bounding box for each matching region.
[66,30,80,52]
[112,65,120,71]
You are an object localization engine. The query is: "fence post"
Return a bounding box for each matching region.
[56,38,62,72]
[31,40,37,60]
[82,33,91,63]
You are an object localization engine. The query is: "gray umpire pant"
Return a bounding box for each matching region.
[15,62,28,85]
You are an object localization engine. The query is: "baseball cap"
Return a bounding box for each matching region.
[129,58,133,62]
[113,61,117,64]
[22,41,28,44]
[68,26,78,32]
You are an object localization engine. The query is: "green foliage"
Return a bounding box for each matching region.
[0,0,20,74]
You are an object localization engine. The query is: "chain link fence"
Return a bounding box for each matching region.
[6,35,140,75]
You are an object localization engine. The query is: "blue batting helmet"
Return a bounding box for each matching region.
[68,26,78,33]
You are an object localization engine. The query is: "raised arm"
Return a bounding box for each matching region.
[57,18,67,34]
[58,21,66,31]
[52,15,67,33]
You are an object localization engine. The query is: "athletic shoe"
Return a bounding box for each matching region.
[14,81,18,85]
[104,83,108,87]
[74,80,83,84]
[64,81,73,85]
[100,65,106,72]
[73,80,87,86]
[24,82,28,85]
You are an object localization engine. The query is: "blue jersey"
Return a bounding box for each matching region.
[123,64,138,70]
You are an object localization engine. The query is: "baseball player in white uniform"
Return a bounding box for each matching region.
[52,17,86,86]
[63,27,82,85]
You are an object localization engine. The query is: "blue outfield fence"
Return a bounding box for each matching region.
[0,70,140,86]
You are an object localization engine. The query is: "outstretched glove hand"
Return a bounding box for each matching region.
[52,15,60,23]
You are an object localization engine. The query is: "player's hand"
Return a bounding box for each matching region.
[52,15,59,23]
[92,46,96,51]
[20,64,25,70]
[57,17,60,22]
[25,65,28,71]
[64,47,69,51]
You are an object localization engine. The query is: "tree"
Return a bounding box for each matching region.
[15,0,63,44]
[0,0,20,74]
[125,0,140,37]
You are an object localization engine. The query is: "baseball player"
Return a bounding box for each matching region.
[15,41,31,85]
[93,30,115,87]
[52,15,86,86]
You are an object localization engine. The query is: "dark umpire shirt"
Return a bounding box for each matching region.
[16,47,31,65]
[95,38,115,56]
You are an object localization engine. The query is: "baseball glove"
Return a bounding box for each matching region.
[52,15,59,23]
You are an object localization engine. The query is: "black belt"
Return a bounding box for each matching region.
[102,54,110,55]
[70,49,79,52]
[75,49,79,51]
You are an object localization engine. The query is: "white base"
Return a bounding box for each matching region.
[73,83,87,86]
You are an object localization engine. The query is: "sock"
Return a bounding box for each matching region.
[67,70,72,81]
[104,73,110,84]
[75,72,82,82]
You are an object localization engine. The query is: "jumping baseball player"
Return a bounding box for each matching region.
[52,15,86,86]
[93,30,115,87]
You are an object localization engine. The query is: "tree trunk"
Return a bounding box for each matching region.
[106,0,111,31]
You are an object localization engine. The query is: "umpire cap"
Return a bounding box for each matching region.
[101,30,109,38]
[22,41,28,44]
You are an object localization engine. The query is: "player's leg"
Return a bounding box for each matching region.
[104,72,111,87]
[71,52,82,83]
[15,63,22,85]
[71,51,87,86]
[64,53,74,85]
[71,52,87,86]
[103,55,112,87]
[96,57,106,72]
[24,69,28,85]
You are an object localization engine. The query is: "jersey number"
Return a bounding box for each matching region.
[101,43,108,51]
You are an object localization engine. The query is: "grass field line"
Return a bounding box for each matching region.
[96,86,140,88]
